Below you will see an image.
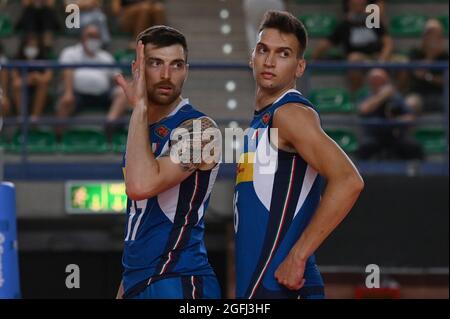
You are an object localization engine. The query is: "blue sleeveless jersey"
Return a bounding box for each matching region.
[121,99,220,298]
[234,89,325,299]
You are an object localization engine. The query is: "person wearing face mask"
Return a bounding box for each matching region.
[64,0,111,47]
[11,33,53,122]
[405,19,449,114]
[312,0,394,93]
[56,24,127,137]
[15,0,61,53]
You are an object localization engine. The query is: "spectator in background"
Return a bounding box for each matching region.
[15,0,61,54]
[65,0,111,47]
[405,19,449,114]
[0,42,11,117]
[342,0,386,26]
[11,33,52,122]
[243,0,286,51]
[357,68,423,160]
[312,0,394,94]
[56,24,127,136]
[111,0,166,42]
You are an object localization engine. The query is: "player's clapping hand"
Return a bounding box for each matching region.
[115,40,148,108]
[274,252,306,291]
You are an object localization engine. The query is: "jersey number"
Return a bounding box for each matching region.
[125,199,148,241]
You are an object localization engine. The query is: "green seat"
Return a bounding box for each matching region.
[390,14,428,37]
[414,128,446,154]
[299,14,337,38]
[0,132,9,152]
[325,129,358,153]
[438,15,449,35]
[114,49,135,63]
[10,128,57,153]
[309,88,354,113]
[0,15,13,37]
[111,129,127,153]
[61,129,108,153]
[114,49,135,76]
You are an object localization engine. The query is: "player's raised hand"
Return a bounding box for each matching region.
[274,252,306,291]
[115,40,147,108]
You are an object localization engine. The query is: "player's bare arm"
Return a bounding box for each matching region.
[272,103,365,290]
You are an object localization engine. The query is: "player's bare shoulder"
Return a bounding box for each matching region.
[273,102,321,134]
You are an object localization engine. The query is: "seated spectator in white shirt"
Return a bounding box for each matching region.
[56,24,127,136]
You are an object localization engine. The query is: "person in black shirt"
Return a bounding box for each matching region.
[15,0,61,53]
[11,33,53,122]
[312,0,393,93]
[405,19,449,114]
[357,68,423,160]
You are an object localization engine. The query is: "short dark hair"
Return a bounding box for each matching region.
[258,10,308,58]
[137,25,188,61]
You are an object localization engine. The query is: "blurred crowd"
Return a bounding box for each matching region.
[0,0,448,160]
[0,0,166,140]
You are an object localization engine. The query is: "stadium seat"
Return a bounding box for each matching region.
[111,129,127,154]
[299,13,337,38]
[0,132,8,152]
[414,127,446,154]
[114,49,135,64]
[325,129,358,153]
[61,129,108,153]
[308,88,354,113]
[114,49,135,76]
[0,15,13,37]
[390,14,428,37]
[10,128,57,153]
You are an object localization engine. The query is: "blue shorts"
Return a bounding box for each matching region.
[129,275,221,299]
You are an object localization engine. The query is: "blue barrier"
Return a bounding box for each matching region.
[0,182,21,299]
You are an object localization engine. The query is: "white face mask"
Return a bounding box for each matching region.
[24,46,39,60]
[85,39,102,54]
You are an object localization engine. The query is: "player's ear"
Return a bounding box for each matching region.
[249,48,255,69]
[295,58,306,78]
[249,60,253,69]
[184,63,189,82]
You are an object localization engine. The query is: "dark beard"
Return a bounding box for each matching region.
[147,89,180,106]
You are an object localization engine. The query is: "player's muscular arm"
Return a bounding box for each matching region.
[124,115,219,200]
[273,103,364,290]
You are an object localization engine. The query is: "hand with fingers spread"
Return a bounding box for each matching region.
[274,250,306,291]
[115,40,148,108]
